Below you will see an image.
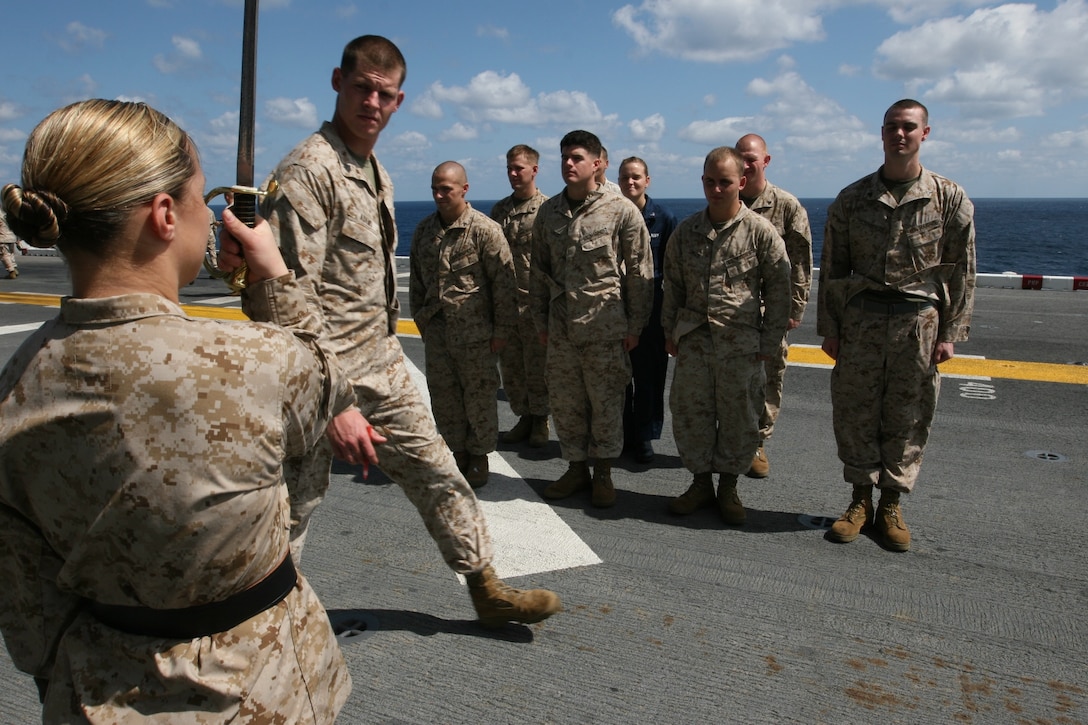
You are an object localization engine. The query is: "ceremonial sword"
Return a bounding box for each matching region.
[204,0,261,292]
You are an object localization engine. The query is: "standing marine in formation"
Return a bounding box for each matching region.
[818,98,976,552]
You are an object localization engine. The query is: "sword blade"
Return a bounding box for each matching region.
[235,0,259,227]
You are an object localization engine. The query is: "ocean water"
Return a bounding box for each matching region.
[390,197,1088,277]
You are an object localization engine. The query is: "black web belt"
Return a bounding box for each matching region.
[85,554,297,639]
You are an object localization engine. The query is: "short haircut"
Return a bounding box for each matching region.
[341,35,407,86]
[559,130,602,157]
[886,98,928,125]
[704,146,744,175]
[620,156,648,175]
[507,144,539,164]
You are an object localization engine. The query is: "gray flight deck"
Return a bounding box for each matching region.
[1,253,1086,723]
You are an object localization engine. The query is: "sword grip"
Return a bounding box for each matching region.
[233,192,257,228]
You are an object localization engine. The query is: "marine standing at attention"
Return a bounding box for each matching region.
[531,129,653,508]
[734,134,813,478]
[819,98,976,552]
[410,161,517,488]
[663,146,791,525]
[0,210,19,279]
[617,156,678,464]
[0,99,353,721]
[261,35,560,625]
[490,145,552,449]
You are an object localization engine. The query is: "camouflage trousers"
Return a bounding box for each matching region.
[424,319,500,456]
[546,330,631,462]
[45,578,349,723]
[285,339,493,575]
[1,242,17,273]
[758,333,790,441]
[670,326,765,475]
[498,307,549,417]
[830,302,940,493]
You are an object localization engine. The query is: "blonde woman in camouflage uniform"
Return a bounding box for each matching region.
[663,147,791,525]
[263,35,560,626]
[819,99,975,552]
[490,145,552,448]
[0,99,354,722]
[409,161,518,487]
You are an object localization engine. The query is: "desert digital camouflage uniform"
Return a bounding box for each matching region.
[1,213,18,275]
[490,189,550,418]
[529,187,653,461]
[662,207,791,474]
[0,274,353,723]
[817,167,975,492]
[410,203,517,455]
[745,181,812,441]
[263,121,493,572]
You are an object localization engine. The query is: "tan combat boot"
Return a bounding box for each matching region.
[669,472,715,515]
[501,416,533,444]
[746,445,769,478]
[528,415,550,448]
[717,474,746,525]
[876,489,911,552]
[827,485,874,543]
[591,459,617,508]
[467,565,562,627]
[543,461,590,500]
[465,453,489,488]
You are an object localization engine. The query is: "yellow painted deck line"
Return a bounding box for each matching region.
[787,345,1088,385]
[4,292,1085,384]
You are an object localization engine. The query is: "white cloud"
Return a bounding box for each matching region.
[173,36,202,59]
[613,0,825,62]
[429,71,532,111]
[59,21,107,53]
[870,0,993,25]
[937,120,1021,145]
[0,128,26,143]
[439,122,478,142]
[1046,128,1088,149]
[418,71,616,128]
[265,97,318,128]
[629,113,666,142]
[874,0,1088,119]
[410,93,444,120]
[153,35,204,73]
[678,117,756,144]
[477,25,510,41]
[334,4,357,19]
[386,130,431,152]
[0,101,22,122]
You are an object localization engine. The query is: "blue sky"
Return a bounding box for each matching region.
[2,0,1086,201]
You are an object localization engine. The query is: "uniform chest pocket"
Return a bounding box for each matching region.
[449,248,480,271]
[341,217,382,254]
[906,216,942,247]
[579,228,612,253]
[722,249,758,283]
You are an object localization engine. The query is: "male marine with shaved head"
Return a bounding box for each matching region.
[735,133,812,478]
[410,161,517,488]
